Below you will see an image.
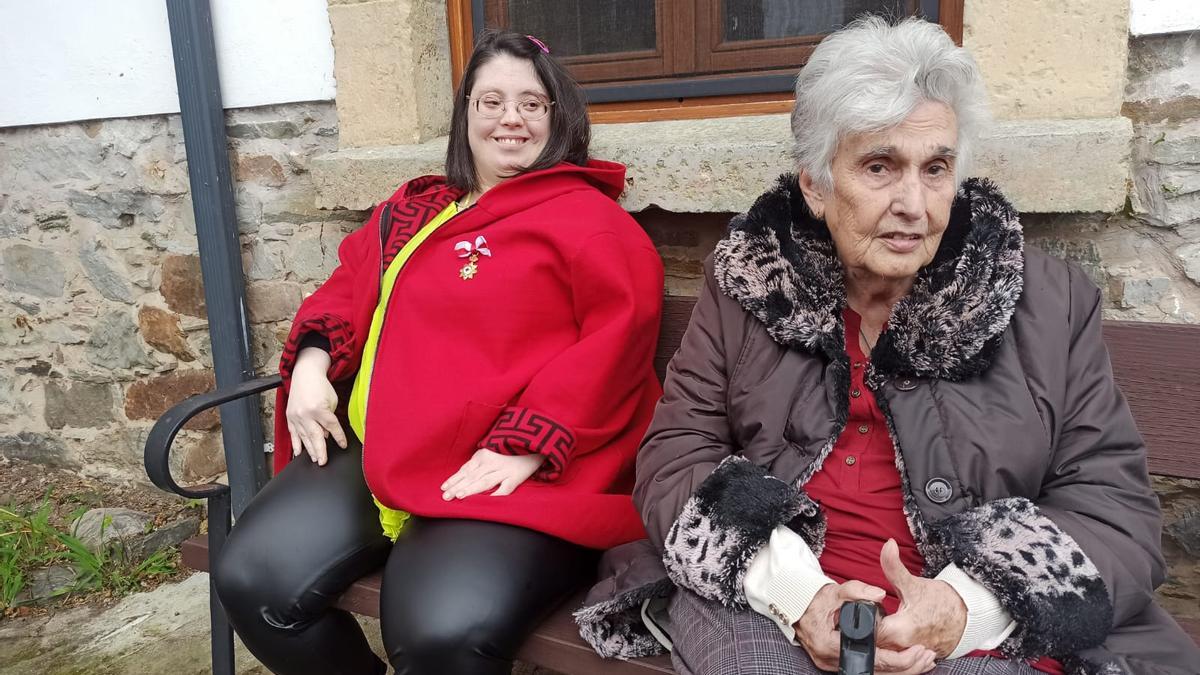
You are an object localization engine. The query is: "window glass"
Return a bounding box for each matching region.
[494,0,658,57]
[722,0,911,42]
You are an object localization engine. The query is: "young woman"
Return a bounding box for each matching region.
[213,30,664,675]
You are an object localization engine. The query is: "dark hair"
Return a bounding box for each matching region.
[445,30,590,192]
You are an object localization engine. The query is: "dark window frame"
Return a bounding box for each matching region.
[468,0,956,103]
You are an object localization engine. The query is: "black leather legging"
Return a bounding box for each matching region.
[211,439,597,675]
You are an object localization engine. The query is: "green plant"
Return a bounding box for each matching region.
[0,497,179,610]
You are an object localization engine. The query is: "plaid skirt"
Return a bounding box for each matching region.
[669,589,1044,675]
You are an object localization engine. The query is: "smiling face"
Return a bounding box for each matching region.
[466,54,551,193]
[800,100,959,288]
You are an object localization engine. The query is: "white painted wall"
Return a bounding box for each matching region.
[1131,0,1200,36]
[0,0,336,128]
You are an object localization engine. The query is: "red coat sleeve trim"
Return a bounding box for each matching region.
[279,314,358,385]
[480,405,577,482]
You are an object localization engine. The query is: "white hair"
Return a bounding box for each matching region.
[791,16,989,191]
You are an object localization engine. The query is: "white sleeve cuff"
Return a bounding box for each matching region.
[744,525,835,645]
[936,563,1017,658]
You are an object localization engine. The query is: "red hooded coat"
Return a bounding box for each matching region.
[273,161,663,549]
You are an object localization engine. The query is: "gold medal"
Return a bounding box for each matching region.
[459,252,480,280]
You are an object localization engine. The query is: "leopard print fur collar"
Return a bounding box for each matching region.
[713,174,1024,381]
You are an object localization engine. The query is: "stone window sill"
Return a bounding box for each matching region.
[312,115,1132,214]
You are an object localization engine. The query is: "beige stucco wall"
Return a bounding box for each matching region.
[327,0,452,148]
[964,0,1130,119]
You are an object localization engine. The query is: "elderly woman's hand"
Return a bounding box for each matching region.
[286,347,348,465]
[876,539,968,658]
[440,449,544,500]
[795,580,938,674]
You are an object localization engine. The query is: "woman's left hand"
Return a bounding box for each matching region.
[440,449,544,500]
[876,539,968,659]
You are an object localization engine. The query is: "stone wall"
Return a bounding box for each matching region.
[0,102,367,482]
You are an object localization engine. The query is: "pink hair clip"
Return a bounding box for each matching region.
[526,35,550,54]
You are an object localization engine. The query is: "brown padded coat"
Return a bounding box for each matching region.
[574,176,1200,675]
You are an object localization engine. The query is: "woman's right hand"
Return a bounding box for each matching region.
[286,347,347,465]
[794,581,937,674]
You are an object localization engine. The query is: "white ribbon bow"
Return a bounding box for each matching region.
[454,236,492,258]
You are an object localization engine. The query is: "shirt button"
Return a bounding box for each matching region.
[851,389,862,398]
[857,424,869,434]
[845,455,857,466]
[853,362,863,369]
[895,377,919,391]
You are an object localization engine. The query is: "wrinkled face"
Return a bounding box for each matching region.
[466,54,551,192]
[801,100,958,284]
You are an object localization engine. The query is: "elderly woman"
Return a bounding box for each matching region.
[575,16,1199,675]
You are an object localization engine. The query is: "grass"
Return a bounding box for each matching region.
[0,496,177,610]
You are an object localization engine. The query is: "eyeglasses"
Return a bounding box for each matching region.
[467,94,554,121]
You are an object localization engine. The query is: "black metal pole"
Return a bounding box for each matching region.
[206,490,235,675]
[165,0,267,516]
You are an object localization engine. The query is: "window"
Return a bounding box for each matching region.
[448,1,964,121]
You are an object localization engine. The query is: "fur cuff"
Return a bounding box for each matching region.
[663,455,824,608]
[574,578,674,660]
[1061,654,1128,675]
[930,497,1113,658]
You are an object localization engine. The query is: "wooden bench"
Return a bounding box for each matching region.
[145,296,1200,674]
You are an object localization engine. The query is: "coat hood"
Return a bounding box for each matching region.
[713,174,1025,381]
[387,159,627,221]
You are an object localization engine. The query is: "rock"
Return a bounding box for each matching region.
[70,508,154,554]
[246,281,303,323]
[1116,277,1171,309]
[235,186,264,233]
[70,508,200,563]
[1166,507,1200,557]
[138,306,195,361]
[123,370,218,430]
[35,209,70,230]
[0,432,73,466]
[0,245,66,298]
[42,322,87,345]
[86,311,155,370]
[1178,242,1200,285]
[130,516,201,560]
[243,239,282,281]
[1024,237,1106,286]
[16,565,78,605]
[226,119,302,140]
[67,190,166,227]
[182,432,227,479]
[0,194,30,236]
[14,360,51,376]
[288,228,339,283]
[79,241,135,303]
[235,154,286,188]
[44,380,115,430]
[0,371,19,424]
[160,254,206,318]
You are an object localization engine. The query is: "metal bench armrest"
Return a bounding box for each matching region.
[143,374,284,500]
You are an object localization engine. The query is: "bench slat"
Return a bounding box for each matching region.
[1102,322,1200,479]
